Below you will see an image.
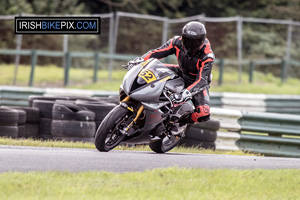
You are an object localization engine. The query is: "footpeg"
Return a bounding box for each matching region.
[170,123,187,136]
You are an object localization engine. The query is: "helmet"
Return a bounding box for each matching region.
[181,21,206,56]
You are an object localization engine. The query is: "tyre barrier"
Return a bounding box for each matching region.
[0,96,112,142]
[1,92,300,158]
[75,100,116,129]
[51,101,96,142]
[179,120,219,149]
[0,108,21,138]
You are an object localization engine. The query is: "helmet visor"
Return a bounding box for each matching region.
[182,35,204,53]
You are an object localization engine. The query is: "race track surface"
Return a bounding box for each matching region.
[0,145,299,172]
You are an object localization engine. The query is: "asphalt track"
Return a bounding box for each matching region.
[0,145,299,173]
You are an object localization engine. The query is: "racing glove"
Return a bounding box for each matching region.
[122,57,145,70]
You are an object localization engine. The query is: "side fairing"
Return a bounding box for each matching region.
[130,79,166,103]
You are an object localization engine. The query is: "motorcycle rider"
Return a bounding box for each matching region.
[125,21,214,125]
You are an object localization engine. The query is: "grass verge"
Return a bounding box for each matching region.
[0,137,259,156]
[1,64,300,94]
[0,168,299,200]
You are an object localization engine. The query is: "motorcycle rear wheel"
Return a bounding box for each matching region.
[149,134,183,153]
[95,105,128,152]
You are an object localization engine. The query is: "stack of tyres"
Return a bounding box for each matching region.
[1,106,40,138]
[75,100,117,129]
[19,107,40,138]
[51,100,96,142]
[27,95,117,142]
[32,99,56,139]
[181,120,220,149]
[0,108,19,138]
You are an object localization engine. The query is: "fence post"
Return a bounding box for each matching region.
[281,59,286,83]
[62,34,68,70]
[284,22,293,82]
[249,61,255,83]
[218,59,224,86]
[64,52,71,86]
[237,16,243,83]
[29,50,37,87]
[110,12,120,80]
[93,52,100,83]
[13,34,23,85]
[108,13,115,81]
[13,13,23,86]
[162,17,169,45]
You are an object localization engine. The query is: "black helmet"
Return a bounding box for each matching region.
[181,21,206,56]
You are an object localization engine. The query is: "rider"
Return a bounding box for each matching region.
[125,21,214,124]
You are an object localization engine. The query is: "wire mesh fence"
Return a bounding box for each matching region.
[0,12,300,86]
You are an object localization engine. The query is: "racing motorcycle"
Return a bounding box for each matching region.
[95,58,199,153]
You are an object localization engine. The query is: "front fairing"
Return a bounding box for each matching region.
[122,59,176,103]
[123,64,143,95]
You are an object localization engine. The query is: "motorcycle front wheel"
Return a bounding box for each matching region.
[149,134,183,153]
[95,105,128,152]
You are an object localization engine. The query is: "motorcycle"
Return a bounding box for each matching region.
[95,58,198,153]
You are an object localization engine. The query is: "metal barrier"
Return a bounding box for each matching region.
[1,86,300,157]
[211,92,300,115]
[211,107,300,157]
[1,86,300,115]
[0,86,118,107]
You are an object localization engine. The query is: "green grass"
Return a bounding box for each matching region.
[1,64,300,94]
[0,64,125,89]
[0,137,258,156]
[0,168,299,200]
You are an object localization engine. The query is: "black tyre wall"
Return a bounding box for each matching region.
[28,96,68,107]
[39,118,52,139]
[0,126,18,138]
[32,100,55,118]
[4,107,40,123]
[0,108,19,126]
[75,101,116,123]
[52,103,95,121]
[51,120,96,138]
[185,127,217,142]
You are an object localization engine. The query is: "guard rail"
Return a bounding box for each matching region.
[1,86,300,115]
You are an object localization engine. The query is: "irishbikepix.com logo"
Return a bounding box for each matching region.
[15,17,101,34]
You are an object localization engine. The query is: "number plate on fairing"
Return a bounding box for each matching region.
[138,69,157,83]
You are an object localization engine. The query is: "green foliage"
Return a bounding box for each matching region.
[1,0,300,69]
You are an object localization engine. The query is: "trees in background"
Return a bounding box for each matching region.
[0,0,299,66]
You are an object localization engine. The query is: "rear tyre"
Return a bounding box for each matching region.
[95,105,129,152]
[149,134,183,153]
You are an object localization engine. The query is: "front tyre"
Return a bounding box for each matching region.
[149,135,183,153]
[95,105,128,152]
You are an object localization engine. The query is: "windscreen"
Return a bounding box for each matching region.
[137,59,176,84]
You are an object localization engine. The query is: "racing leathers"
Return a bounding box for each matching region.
[142,36,215,123]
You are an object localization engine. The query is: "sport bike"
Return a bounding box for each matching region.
[95,58,198,153]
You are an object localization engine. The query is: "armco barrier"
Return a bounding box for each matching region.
[211,108,300,157]
[0,86,118,107]
[1,86,300,115]
[0,86,44,106]
[210,92,300,115]
[1,86,300,157]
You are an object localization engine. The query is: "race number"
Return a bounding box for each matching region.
[138,69,156,83]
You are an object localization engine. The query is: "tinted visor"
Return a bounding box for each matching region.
[182,35,204,53]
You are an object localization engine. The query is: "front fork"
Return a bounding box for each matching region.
[120,96,144,135]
